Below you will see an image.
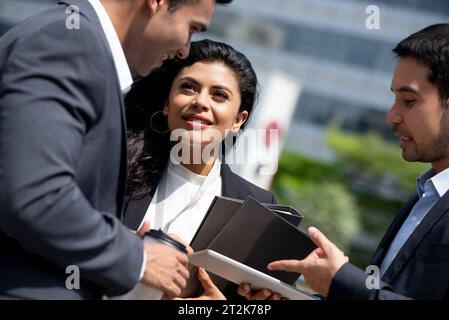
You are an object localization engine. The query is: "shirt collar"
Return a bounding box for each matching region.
[87,0,133,95]
[167,158,222,185]
[417,166,449,198]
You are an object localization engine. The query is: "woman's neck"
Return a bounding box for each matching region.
[181,160,216,176]
[175,142,220,176]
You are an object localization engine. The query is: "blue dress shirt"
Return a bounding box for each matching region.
[379,167,449,277]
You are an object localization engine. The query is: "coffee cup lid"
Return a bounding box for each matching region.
[145,229,188,254]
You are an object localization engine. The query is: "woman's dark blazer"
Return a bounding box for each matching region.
[122,163,276,299]
[123,164,276,231]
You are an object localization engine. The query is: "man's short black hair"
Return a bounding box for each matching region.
[393,24,449,107]
[168,0,233,12]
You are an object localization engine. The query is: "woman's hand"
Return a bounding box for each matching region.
[136,220,151,238]
[237,283,283,300]
[174,268,226,300]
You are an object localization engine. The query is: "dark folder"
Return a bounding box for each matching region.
[208,197,316,282]
[183,196,316,298]
[190,196,302,250]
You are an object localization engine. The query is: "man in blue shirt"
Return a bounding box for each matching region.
[240,23,449,300]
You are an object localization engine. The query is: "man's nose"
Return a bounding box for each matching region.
[385,104,402,125]
[176,42,191,60]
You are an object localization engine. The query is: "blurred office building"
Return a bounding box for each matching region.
[200,0,449,161]
[2,0,449,264]
[1,0,449,171]
[0,0,53,34]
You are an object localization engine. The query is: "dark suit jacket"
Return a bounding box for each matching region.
[123,164,276,230]
[328,190,449,300]
[0,0,143,299]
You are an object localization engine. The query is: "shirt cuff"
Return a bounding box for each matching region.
[138,248,146,281]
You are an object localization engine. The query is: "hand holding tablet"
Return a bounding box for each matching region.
[188,249,318,300]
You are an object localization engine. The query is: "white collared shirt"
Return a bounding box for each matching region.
[141,160,223,244]
[423,166,449,198]
[87,0,133,95]
[87,0,141,285]
[118,161,222,299]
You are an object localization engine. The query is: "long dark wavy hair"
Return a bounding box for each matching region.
[125,39,258,199]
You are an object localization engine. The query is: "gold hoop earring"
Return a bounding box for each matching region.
[150,111,169,134]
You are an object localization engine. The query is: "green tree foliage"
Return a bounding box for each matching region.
[273,152,360,251]
[277,179,360,250]
[273,128,427,265]
[326,128,428,193]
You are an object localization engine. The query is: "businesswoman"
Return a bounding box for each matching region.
[123,39,276,299]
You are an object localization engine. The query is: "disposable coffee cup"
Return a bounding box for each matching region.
[121,229,187,300]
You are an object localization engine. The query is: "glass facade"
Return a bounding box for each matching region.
[1,0,448,157]
[361,0,449,15]
[293,91,392,137]
[209,10,397,73]
[284,24,396,73]
[203,0,449,155]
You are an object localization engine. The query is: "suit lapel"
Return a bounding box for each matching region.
[122,193,154,231]
[58,0,128,216]
[58,0,98,22]
[221,164,241,198]
[116,91,128,216]
[382,190,449,283]
[370,194,418,266]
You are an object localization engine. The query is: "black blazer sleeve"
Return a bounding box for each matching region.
[328,263,412,300]
[0,9,143,296]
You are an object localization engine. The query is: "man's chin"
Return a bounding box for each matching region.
[402,149,420,162]
[131,62,159,78]
[154,59,164,69]
[130,67,148,78]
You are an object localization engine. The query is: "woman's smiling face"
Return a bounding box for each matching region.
[164,61,248,147]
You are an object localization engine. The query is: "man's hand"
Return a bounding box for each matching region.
[267,226,348,297]
[167,233,193,254]
[174,268,225,300]
[140,242,189,299]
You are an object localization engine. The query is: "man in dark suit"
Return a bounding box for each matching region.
[0,0,232,299]
[240,24,449,300]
